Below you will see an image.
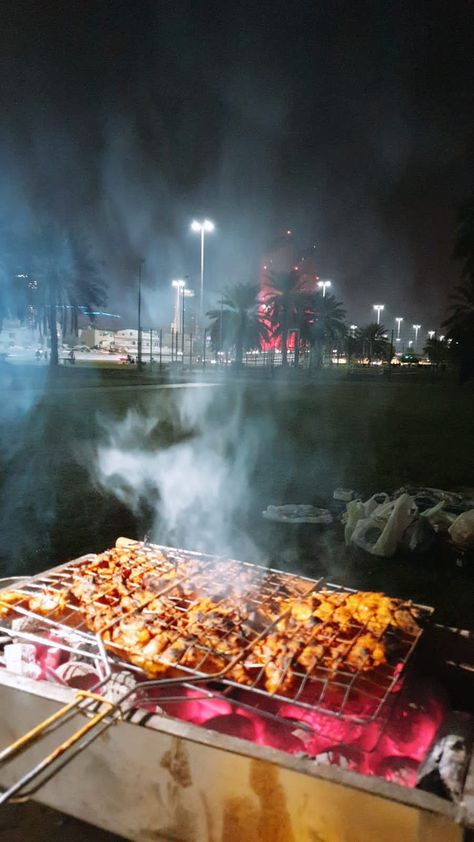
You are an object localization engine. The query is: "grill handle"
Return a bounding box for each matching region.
[0,691,116,806]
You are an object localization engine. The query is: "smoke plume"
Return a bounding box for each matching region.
[93,384,267,559]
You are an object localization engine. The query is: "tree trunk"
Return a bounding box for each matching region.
[294,332,300,368]
[281,311,288,366]
[48,280,59,366]
[309,340,323,370]
[235,335,243,368]
[235,314,244,368]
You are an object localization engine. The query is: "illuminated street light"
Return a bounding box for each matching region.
[428,330,435,339]
[317,279,331,297]
[373,304,384,324]
[413,324,421,347]
[181,288,195,355]
[137,259,145,367]
[349,324,358,338]
[172,279,186,334]
[191,219,215,329]
[395,317,403,339]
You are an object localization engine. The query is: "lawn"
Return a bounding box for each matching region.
[0,368,472,626]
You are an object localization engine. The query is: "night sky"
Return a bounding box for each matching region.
[0,0,473,329]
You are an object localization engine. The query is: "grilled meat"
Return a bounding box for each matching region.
[0,592,27,617]
[0,544,423,699]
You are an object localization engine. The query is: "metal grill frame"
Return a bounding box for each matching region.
[0,542,433,725]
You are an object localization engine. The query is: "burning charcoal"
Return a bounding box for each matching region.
[203,713,256,742]
[4,643,41,679]
[103,671,138,710]
[11,616,47,636]
[55,660,100,689]
[313,746,364,772]
[376,756,419,788]
[416,712,474,802]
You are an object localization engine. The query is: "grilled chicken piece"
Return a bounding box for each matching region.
[7,545,423,691]
[227,662,253,685]
[393,607,420,636]
[0,591,27,617]
[264,660,295,694]
[297,643,325,670]
[28,590,68,617]
[110,615,151,648]
[345,633,387,670]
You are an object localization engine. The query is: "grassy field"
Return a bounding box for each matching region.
[0,368,473,625]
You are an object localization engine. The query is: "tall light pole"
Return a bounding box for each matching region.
[191,219,215,330]
[373,304,384,324]
[172,280,186,335]
[428,330,435,340]
[413,324,421,348]
[395,317,403,339]
[138,259,145,367]
[182,288,195,356]
[317,279,331,297]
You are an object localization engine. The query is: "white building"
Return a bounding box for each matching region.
[78,327,117,349]
[0,319,63,356]
[79,326,161,357]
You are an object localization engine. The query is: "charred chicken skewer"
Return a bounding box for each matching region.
[0,544,422,697]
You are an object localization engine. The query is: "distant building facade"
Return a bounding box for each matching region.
[0,319,62,354]
[79,326,161,356]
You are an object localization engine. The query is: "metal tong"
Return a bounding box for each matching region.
[0,688,117,805]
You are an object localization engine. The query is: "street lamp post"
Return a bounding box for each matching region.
[317,279,331,297]
[191,219,215,330]
[182,288,195,357]
[428,330,435,340]
[373,304,384,324]
[137,259,145,367]
[395,317,403,339]
[413,324,421,348]
[172,280,186,336]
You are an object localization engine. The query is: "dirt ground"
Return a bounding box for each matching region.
[0,801,125,841]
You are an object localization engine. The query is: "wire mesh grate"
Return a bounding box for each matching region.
[0,542,432,724]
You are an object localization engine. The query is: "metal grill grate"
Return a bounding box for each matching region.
[0,542,432,724]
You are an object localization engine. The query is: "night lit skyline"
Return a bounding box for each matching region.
[0,1,472,330]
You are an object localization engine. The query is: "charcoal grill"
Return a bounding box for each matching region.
[0,540,472,842]
[0,539,430,724]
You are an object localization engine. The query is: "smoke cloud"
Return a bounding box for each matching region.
[93,384,268,560]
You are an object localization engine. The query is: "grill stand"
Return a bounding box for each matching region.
[0,669,468,842]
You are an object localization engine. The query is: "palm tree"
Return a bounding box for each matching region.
[356,323,390,364]
[206,282,269,367]
[264,270,310,366]
[441,193,474,381]
[424,336,449,367]
[0,227,30,328]
[442,279,474,342]
[26,222,106,366]
[300,292,346,368]
[442,279,474,381]
[452,191,474,284]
